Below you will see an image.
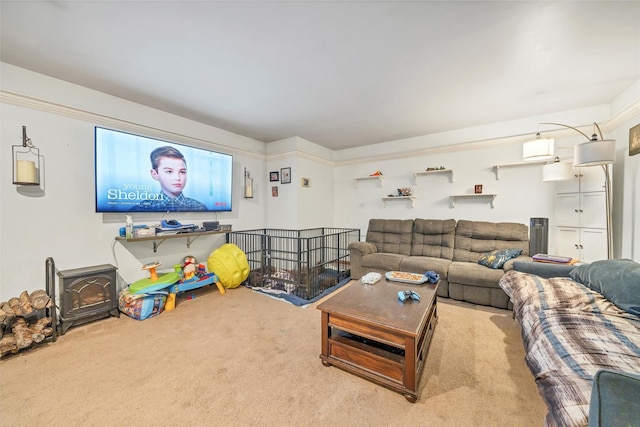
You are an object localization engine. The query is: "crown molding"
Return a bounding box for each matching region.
[267,150,336,167]
[4,89,638,167]
[0,90,266,161]
[602,99,640,131]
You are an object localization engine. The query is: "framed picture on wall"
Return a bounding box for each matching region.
[272,186,279,197]
[281,167,291,184]
[301,177,310,187]
[269,171,279,182]
[630,123,640,156]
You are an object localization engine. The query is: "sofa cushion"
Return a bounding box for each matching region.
[411,218,456,260]
[453,220,529,263]
[569,259,640,315]
[365,219,414,256]
[448,261,505,288]
[398,256,451,279]
[478,249,522,269]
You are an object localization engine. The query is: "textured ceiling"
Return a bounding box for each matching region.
[1,1,639,150]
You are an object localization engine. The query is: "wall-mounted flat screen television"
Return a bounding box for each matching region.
[95,127,233,213]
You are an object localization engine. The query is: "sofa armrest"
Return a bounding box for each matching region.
[348,241,377,257]
[348,241,378,279]
[589,369,640,427]
[512,260,576,279]
[503,256,532,271]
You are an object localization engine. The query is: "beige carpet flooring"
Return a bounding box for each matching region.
[0,282,547,426]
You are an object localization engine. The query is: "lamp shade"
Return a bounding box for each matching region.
[523,134,554,161]
[542,161,572,182]
[574,139,616,166]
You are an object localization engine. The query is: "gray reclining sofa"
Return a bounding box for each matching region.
[348,218,531,309]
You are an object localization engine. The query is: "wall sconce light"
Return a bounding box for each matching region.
[523,132,555,161]
[244,167,253,198]
[12,126,40,186]
[541,122,616,258]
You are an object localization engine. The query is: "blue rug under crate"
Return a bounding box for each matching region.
[245,275,352,307]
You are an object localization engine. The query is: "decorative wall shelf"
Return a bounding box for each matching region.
[382,196,415,208]
[354,175,384,188]
[413,169,454,184]
[493,160,547,180]
[449,194,497,208]
[115,230,228,253]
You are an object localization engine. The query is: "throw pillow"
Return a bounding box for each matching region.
[569,259,640,315]
[478,249,522,269]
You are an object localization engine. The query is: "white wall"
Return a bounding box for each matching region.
[1,64,267,300]
[2,63,638,301]
[615,117,640,260]
[265,137,336,229]
[334,141,557,243]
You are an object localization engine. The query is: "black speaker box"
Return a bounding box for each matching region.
[203,221,219,231]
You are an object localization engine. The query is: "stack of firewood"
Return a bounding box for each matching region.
[0,290,54,357]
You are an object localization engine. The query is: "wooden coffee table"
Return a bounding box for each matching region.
[317,275,438,402]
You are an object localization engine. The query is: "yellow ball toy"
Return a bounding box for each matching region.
[207,243,250,289]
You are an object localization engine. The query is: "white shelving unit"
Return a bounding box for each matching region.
[381,196,416,208]
[493,160,547,180]
[354,175,384,188]
[449,194,497,208]
[413,169,454,184]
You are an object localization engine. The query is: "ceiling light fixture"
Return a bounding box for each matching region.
[523,132,555,161]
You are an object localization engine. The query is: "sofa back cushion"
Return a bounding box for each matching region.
[453,220,529,263]
[570,259,640,316]
[411,218,456,260]
[366,219,414,256]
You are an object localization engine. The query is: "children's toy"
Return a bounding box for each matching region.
[164,257,224,311]
[207,243,250,289]
[129,261,180,294]
[182,255,198,280]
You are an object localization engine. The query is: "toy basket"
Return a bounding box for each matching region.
[118,288,167,320]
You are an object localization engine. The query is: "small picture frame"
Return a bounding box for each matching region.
[272,186,279,197]
[269,171,279,182]
[474,184,483,194]
[301,177,310,187]
[281,167,291,184]
[630,123,640,156]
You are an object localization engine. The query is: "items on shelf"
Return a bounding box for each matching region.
[425,166,446,171]
[388,187,412,197]
[369,170,383,176]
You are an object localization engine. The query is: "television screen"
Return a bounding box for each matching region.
[95,127,233,213]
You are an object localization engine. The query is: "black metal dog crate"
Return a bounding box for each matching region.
[226,228,360,300]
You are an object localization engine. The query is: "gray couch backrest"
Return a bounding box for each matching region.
[453,220,529,262]
[366,219,414,256]
[411,218,456,260]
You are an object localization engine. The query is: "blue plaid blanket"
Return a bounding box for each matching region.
[500,270,640,427]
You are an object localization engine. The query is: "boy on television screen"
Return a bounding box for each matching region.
[130,146,207,212]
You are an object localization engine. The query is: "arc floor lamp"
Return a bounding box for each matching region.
[535,122,616,259]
